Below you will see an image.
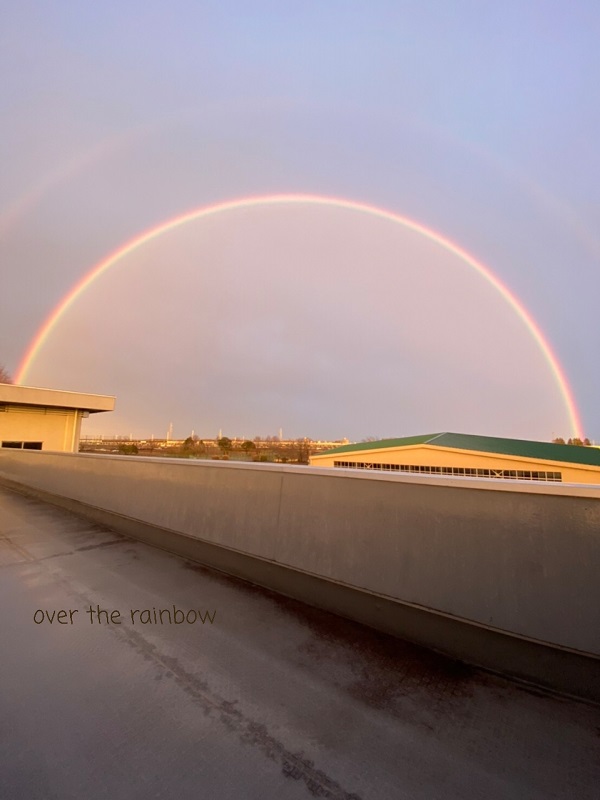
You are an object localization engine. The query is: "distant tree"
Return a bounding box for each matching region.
[0,365,13,384]
[118,443,138,455]
[296,438,311,464]
[552,437,565,444]
[181,436,206,456]
[217,436,232,456]
[241,440,256,455]
[571,437,584,447]
[583,437,591,446]
[281,438,311,464]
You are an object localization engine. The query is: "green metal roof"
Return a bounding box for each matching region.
[315,432,600,468]
[316,434,437,457]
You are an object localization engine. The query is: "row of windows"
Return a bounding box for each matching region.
[1,441,43,450]
[333,461,562,482]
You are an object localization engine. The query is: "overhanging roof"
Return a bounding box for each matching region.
[0,383,115,414]
[315,432,600,468]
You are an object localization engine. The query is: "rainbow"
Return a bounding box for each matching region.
[0,132,136,238]
[16,193,584,437]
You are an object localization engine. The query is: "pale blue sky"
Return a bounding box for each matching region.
[1,1,599,440]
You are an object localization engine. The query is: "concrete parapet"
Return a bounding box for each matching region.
[1,450,598,701]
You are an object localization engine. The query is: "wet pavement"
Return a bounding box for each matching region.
[1,484,598,799]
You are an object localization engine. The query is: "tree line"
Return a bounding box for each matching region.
[94,435,313,463]
[552,437,592,446]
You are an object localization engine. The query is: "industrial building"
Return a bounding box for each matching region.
[309,432,600,485]
[0,383,114,453]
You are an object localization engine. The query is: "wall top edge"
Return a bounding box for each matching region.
[1,449,599,499]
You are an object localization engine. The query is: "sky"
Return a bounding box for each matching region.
[1,1,599,441]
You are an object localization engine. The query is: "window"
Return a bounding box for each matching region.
[1,441,43,450]
[332,460,562,482]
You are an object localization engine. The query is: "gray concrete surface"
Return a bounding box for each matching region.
[1,484,599,800]
[0,450,598,656]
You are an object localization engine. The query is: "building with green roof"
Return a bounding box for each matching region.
[309,432,600,485]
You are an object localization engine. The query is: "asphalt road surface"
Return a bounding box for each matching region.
[1,484,598,800]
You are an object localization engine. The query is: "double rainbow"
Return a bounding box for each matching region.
[16,193,583,437]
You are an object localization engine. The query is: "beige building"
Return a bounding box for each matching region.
[0,383,114,453]
[310,432,600,485]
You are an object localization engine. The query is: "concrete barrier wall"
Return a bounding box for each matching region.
[1,450,599,696]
